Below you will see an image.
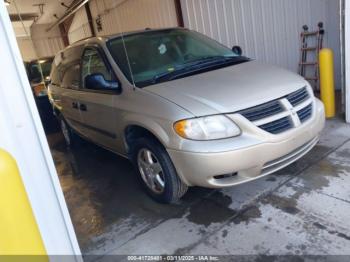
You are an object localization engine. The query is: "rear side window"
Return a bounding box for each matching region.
[81,48,114,88]
[61,63,81,89]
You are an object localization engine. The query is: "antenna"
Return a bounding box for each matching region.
[120,32,136,89]
[115,15,136,89]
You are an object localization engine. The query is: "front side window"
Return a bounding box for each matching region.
[81,48,114,88]
[107,29,249,87]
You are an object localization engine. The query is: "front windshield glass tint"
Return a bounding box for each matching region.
[107,29,237,86]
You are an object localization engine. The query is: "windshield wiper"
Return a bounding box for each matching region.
[137,56,249,87]
[183,56,229,66]
[150,57,232,83]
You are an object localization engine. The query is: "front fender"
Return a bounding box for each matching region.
[122,114,173,147]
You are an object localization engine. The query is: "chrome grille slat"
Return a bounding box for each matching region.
[240,101,284,122]
[287,87,309,106]
[259,117,292,134]
[238,86,313,135]
[298,104,313,122]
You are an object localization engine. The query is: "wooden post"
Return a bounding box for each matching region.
[174,0,184,27]
[85,2,96,36]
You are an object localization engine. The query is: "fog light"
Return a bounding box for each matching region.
[214,173,238,180]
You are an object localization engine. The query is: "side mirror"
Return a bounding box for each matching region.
[232,46,243,56]
[85,73,121,92]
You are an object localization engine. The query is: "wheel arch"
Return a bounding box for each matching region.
[124,124,170,156]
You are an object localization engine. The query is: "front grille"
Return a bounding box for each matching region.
[238,87,313,135]
[240,101,284,122]
[298,104,313,123]
[259,117,293,134]
[287,87,309,106]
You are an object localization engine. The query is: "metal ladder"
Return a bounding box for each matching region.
[299,22,325,92]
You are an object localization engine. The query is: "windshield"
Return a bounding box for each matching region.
[28,59,53,84]
[107,29,247,87]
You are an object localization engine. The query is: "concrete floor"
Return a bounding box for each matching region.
[47,118,350,259]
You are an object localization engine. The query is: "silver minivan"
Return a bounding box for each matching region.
[49,28,325,203]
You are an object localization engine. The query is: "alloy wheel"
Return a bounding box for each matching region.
[137,148,165,194]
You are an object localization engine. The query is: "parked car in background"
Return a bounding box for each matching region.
[25,57,53,97]
[48,28,325,204]
[25,57,58,132]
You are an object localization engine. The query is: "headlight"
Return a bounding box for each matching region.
[174,115,241,141]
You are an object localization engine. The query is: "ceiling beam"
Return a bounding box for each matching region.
[10,13,38,22]
[46,0,90,31]
[59,23,69,47]
[174,0,184,27]
[84,1,95,36]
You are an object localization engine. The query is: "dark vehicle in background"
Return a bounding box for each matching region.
[25,57,53,97]
[25,57,58,132]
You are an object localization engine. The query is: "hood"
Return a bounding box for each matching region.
[144,61,308,117]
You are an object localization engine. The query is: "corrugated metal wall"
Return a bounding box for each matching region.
[181,0,341,87]
[89,0,178,36]
[66,0,178,44]
[17,37,37,61]
[68,7,92,44]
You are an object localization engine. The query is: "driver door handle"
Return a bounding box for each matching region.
[80,104,87,111]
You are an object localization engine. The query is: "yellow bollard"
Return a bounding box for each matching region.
[319,48,336,118]
[0,149,47,260]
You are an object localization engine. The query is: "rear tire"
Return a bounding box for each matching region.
[131,137,188,204]
[59,116,79,147]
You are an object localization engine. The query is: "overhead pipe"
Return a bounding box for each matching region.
[9,13,39,22]
[46,0,90,32]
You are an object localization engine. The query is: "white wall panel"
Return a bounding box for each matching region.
[326,0,342,91]
[181,0,341,88]
[346,0,350,122]
[68,7,92,44]
[16,37,37,61]
[31,24,65,58]
[32,36,65,58]
[89,0,178,36]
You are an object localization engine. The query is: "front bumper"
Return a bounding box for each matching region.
[168,99,325,188]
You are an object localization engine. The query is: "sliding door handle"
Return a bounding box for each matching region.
[80,104,87,111]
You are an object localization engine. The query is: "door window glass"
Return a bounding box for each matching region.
[82,48,114,89]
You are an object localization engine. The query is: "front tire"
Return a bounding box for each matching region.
[131,138,188,204]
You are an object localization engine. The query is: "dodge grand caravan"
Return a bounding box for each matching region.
[48,28,325,203]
